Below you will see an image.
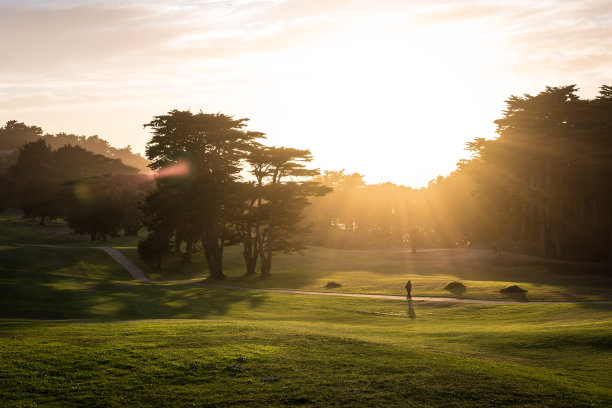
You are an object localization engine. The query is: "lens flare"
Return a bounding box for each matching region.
[155,161,191,179]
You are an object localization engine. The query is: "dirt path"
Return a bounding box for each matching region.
[13,244,152,283]
[198,284,612,305]
[95,247,152,282]
[11,244,612,305]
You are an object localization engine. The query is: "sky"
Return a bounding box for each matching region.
[1,0,611,187]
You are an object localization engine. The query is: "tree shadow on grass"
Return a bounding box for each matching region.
[105,282,268,320]
[0,246,268,321]
[218,247,612,302]
[1,279,269,321]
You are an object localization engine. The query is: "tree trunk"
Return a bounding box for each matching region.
[258,228,272,277]
[609,227,612,262]
[124,226,140,236]
[182,241,193,263]
[244,254,257,275]
[242,233,258,275]
[174,236,182,255]
[203,219,224,279]
[261,221,275,277]
[238,216,258,275]
[538,208,548,256]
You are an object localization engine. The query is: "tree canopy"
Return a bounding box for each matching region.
[141,110,330,277]
[143,110,264,278]
[6,140,139,225]
[461,85,612,260]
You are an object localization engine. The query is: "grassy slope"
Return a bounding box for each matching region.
[118,244,612,302]
[1,211,611,406]
[1,295,611,407]
[2,209,611,302]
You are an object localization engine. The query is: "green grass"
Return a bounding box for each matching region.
[117,244,612,302]
[1,297,611,406]
[3,209,611,302]
[1,209,611,406]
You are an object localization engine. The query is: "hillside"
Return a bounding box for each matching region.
[0,120,150,173]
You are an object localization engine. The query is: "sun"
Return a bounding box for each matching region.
[252,20,499,186]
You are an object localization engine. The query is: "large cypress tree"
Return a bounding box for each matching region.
[143,110,263,279]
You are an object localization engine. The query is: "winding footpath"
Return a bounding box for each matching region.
[12,244,612,305]
[94,247,152,282]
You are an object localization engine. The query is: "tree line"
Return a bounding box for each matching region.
[2,84,610,273]
[301,85,612,261]
[1,138,151,239]
[459,85,612,260]
[0,120,150,173]
[137,110,329,278]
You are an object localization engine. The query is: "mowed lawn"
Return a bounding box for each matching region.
[119,244,612,302]
[1,211,611,406]
[2,209,612,302]
[0,246,611,406]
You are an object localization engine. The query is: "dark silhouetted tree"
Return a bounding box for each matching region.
[143,110,263,278]
[138,230,173,269]
[0,121,42,150]
[246,146,329,277]
[7,141,139,225]
[464,85,612,260]
[6,140,57,224]
[60,174,153,240]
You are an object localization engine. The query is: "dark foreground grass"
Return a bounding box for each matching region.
[1,245,611,407]
[1,211,611,406]
[1,300,611,407]
[2,209,611,301]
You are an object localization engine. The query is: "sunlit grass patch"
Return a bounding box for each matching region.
[0,236,611,406]
[1,301,611,407]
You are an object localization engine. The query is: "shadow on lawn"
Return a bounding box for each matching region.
[225,247,612,299]
[407,298,416,319]
[1,278,269,321]
[0,246,268,321]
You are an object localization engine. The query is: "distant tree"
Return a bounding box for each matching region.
[52,145,139,180]
[0,120,150,173]
[0,173,10,212]
[138,230,173,269]
[408,225,425,253]
[60,174,153,240]
[6,140,58,224]
[0,121,42,150]
[139,176,202,263]
[44,133,150,173]
[118,175,154,236]
[305,172,436,250]
[0,150,19,175]
[7,141,140,225]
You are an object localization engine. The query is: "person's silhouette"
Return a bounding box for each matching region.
[405,279,412,299]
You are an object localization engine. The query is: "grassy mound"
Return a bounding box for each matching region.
[500,285,528,294]
[444,281,467,295]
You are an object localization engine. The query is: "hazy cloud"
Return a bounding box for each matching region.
[1,0,611,186]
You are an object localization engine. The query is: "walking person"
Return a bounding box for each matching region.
[405,279,412,299]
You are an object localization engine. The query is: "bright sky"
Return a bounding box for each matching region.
[1,0,611,187]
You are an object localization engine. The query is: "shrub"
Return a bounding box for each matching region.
[500,285,527,294]
[444,281,466,291]
[444,281,466,295]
